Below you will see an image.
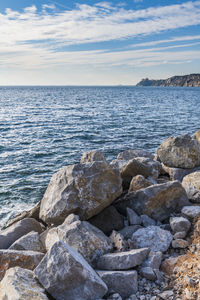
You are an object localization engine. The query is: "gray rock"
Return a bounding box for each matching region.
[181,206,200,218]
[115,181,189,222]
[80,150,108,163]
[0,267,48,300]
[0,249,44,281]
[34,241,108,300]
[132,226,173,252]
[142,250,162,270]
[127,295,137,300]
[170,216,191,233]
[44,217,113,265]
[129,175,153,192]
[157,134,200,169]
[158,290,174,299]
[161,163,200,182]
[0,218,43,249]
[97,248,149,270]
[89,206,124,235]
[182,171,200,203]
[39,160,122,225]
[127,207,141,225]
[140,267,156,281]
[108,293,122,300]
[141,215,156,227]
[172,239,189,248]
[173,231,187,239]
[119,225,142,239]
[117,149,154,160]
[9,231,45,252]
[97,270,138,298]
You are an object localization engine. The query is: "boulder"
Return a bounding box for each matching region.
[0,218,43,249]
[141,215,156,227]
[0,249,44,280]
[115,181,189,222]
[97,270,138,298]
[161,163,200,182]
[80,150,108,163]
[117,149,154,160]
[173,231,187,239]
[182,171,200,203]
[39,161,122,225]
[157,134,200,169]
[170,217,191,233]
[131,226,173,252]
[126,207,141,225]
[89,205,124,235]
[181,206,200,218]
[96,248,149,270]
[34,241,108,300]
[129,175,153,192]
[44,216,113,265]
[172,239,189,249]
[9,231,45,252]
[0,267,48,300]
[119,225,142,239]
[140,267,156,281]
[194,129,200,144]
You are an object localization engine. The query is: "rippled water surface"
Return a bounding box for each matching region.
[0,86,200,227]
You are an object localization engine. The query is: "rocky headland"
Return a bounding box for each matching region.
[136,74,200,87]
[0,130,200,300]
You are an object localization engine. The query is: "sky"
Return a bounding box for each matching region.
[0,0,200,85]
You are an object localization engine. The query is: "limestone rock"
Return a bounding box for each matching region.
[97,270,138,298]
[161,163,200,182]
[0,267,48,300]
[172,239,189,249]
[44,217,113,265]
[131,226,173,252]
[97,248,149,270]
[170,216,191,233]
[182,171,200,203]
[80,150,108,163]
[140,267,156,281]
[127,207,141,225]
[89,205,124,235]
[119,225,142,239]
[39,161,122,225]
[115,181,189,222]
[117,149,154,160]
[9,231,45,252]
[181,206,200,218]
[157,134,200,169]
[0,218,43,249]
[194,129,200,144]
[34,241,108,300]
[0,249,44,281]
[141,215,156,227]
[129,175,153,192]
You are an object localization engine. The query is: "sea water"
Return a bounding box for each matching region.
[0,86,200,227]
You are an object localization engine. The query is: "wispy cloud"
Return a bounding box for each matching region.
[0,1,200,70]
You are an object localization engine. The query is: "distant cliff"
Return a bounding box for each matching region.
[136,74,200,87]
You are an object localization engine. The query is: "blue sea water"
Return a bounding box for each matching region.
[0,86,200,228]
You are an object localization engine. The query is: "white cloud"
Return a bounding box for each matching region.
[0,1,200,71]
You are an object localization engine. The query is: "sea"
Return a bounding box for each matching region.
[0,86,200,228]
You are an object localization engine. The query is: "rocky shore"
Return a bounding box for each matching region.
[0,130,200,300]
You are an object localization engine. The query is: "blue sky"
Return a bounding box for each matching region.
[0,0,200,85]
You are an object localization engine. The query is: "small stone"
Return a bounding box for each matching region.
[108,293,122,300]
[142,250,162,270]
[169,216,191,233]
[181,206,200,218]
[97,270,138,298]
[140,267,156,281]
[173,231,187,239]
[97,248,149,270]
[141,215,156,227]
[127,208,141,225]
[172,239,189,249]
[127,295,137,300]
[158,290,173,299]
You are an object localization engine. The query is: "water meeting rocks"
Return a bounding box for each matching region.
[39,160,122,225]
[44,216,113,265]
[34,241,108,300]
[0,218,43,249]
[157,134,200,169]
[0,267,49,300]
[115,181,189,221]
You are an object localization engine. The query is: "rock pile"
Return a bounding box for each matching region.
[0,132,200,300]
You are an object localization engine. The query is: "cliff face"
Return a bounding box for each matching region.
[137,74,200,87]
